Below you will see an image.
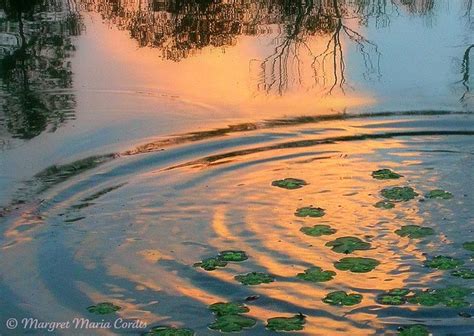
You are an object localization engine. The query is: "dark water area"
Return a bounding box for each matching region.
[0,0,474,335]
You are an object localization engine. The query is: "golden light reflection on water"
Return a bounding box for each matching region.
[44,118,461,334]
[77,9,375,123]
[0,110,472,335]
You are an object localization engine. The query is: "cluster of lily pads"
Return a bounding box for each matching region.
[119,170,469,335]
[207,302,306,332]
[376,286,472,308]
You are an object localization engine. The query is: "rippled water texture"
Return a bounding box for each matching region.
[0,0,474,335]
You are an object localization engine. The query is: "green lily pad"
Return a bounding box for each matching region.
[296,266,336,282]
[398,325,429,336]
[325,236,371,254]
[235,272,275,285]
[144,326,195,336]
[372,169,403,180]
[376,294,406,305]
[436,286,472,300]
[462,241,474,252]
[376,289,410,305]
[407,290,441,306]
[374,201,395,209]
[395,225,435,239]
[300,225,337,237]
[209,302,249,316]
[218,250,248,262]
[87,302,121,315]
[334,257,380,273]
[266,313,306,331]
[388,288,411,296]
[381,187,418,202]
[407,286,471,307]
[272,178,307,190]
[424,256,464,270]
[425,189,453,199]
[451,268,474,279]
[194,257,227,271]
[295,206,325,218]
[208,314,256,332]
[445,298,470,308]
[322,291,362,306]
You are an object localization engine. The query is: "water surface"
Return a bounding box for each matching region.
[0,0,473,335]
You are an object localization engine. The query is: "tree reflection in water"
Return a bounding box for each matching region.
[0,0,472,140]
[0,0,82,140]
[80,0,449,96]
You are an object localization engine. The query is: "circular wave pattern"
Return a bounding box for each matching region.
[1,111,473,335]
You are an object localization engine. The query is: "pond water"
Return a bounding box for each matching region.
[0,0,473,335]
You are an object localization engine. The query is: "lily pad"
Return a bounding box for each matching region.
[381,187,418,202]
[325,236,371,254]
[374,201,395,209]
[295,206,326,218]
[376,294,406,305]
[424,256,464,270]
[407,290,441,306]
[451,268,474,279]
[334,257,380,273]
[388,288,411,296]
[194,257,227,271]
[208,314,256,332]
[398,325,429,336]
[209,302,249,316]
[144,326,195,336]
[87,302,121,315]
[462,241,474,252]
[395,225,435,239]
[376,289,411,305]
[407,286,471,307]
[300,225,337,237]
[235,272,275,285]
[296,266,336,282]
[425,189,453,199]
[372,169,403,180]
[322,291,362,306]
[272,178,307,190]
[266,313,306,331]
[218,250,248,262]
